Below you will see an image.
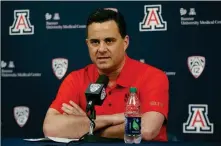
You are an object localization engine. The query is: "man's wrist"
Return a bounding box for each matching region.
[99,123,125,139]
[96,115,113,126]
[105,115,115,126]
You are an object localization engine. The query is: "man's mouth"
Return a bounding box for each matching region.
[97,57,110,60]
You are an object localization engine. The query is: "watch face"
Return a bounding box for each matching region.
[100,88,106,100]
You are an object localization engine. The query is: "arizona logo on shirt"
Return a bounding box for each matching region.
[183,104,214,134]
[9,9,34,35]
[139,5,167,31]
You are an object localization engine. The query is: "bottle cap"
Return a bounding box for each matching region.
[129,87,137,93]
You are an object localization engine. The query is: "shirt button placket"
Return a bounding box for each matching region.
[108,91,112,110]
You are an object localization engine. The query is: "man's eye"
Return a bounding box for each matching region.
[106,40,112,43]
[91,40,99,44]
[105,39,114,44]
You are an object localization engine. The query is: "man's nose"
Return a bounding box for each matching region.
[98,41,107,52]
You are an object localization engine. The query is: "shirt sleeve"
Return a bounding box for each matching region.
[139,69,169,119]
[49,71,80,114]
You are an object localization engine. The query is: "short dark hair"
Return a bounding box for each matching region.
[86,8,127,38]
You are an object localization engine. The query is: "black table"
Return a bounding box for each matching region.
[2,138,221,146]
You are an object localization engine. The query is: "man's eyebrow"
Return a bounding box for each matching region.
[104,37,116,40]
[88,38,99,41]
[88,37,116,41]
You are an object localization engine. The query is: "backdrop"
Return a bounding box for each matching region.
[1,1,221,142]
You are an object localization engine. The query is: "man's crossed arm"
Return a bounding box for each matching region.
[43,100,124,139]
[43,100,165,140]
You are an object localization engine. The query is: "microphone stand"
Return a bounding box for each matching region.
[88,104,96,135]
[78,101,100,142]
[68,101,122,145]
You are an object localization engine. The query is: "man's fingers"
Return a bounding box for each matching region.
[61,106,74,115]
[69,101,86,115]
[69,101,80,109]
[61,101,86,116]
[62,103,74,110]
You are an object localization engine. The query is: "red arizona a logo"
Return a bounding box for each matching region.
[9,9,34,35]
[183,104,214,134]
[139,5,167,31]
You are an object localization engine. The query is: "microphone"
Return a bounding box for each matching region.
[76,75,122,142]
[85,75,109,112]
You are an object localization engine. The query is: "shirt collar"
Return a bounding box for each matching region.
[116,55,133,88]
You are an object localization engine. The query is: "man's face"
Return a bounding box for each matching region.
[86,20,129,72]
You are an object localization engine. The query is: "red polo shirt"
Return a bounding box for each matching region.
[50,55,169,141]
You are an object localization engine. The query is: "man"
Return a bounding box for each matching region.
[43,8,169,141]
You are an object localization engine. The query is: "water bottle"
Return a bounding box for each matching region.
[124,87,142,144]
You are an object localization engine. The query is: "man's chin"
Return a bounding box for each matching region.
[96,64,112,71]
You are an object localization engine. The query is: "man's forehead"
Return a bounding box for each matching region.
[87,21,121,39]
[87,30,120,40]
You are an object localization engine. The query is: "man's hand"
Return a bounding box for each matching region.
[61,100,86,116]
[62,101,124,125]
[61,102,125,139]
[96,113,125,139]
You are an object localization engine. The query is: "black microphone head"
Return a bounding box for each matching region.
[96,75,109,86]
[85,75,109,106]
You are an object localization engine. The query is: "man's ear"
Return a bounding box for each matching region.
[86,39,89,46]
[123,35,129,51]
